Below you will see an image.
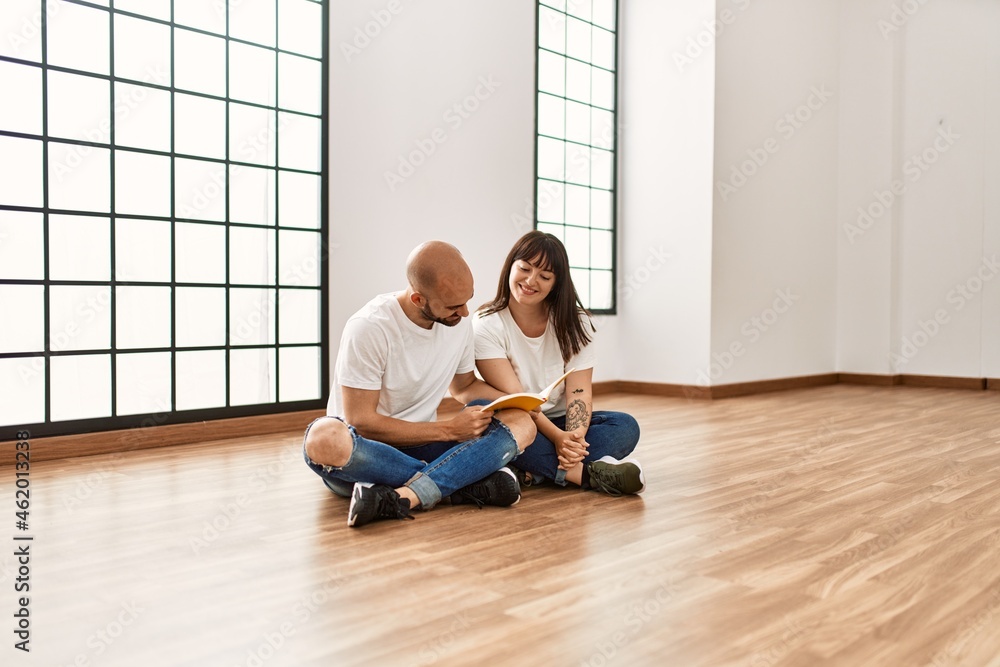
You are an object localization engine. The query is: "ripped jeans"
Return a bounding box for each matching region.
[302,400,520,509]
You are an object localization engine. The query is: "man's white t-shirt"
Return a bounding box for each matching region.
[473,308,596,418]
[328,292,476,423]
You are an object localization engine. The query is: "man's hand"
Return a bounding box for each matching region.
[555,431,589,470]
[443,406,494,442]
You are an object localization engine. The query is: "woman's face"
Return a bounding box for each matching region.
[509,254,555,306]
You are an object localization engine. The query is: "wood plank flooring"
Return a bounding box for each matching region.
[2,385,1000,666]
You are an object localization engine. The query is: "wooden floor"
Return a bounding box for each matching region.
[3,385,1000,667]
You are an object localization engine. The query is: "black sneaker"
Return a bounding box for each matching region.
[347,482,415,527]
[451,468,521,508]
[586,456,645,496]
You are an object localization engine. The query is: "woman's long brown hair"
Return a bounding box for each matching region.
[478,231,592,363]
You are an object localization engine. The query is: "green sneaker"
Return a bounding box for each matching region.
[586,456,645,496]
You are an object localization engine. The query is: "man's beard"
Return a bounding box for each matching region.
[419,304,460,327]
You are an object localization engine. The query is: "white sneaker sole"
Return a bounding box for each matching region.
[347,481,373,527]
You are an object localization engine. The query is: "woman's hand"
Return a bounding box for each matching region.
[555,430,589,470]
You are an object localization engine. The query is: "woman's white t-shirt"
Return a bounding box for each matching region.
[474,308,596,418]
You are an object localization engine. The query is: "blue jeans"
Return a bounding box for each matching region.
[512,411,640,486]
[302,401,520,509]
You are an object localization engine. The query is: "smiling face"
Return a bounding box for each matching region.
[508,254,555,307]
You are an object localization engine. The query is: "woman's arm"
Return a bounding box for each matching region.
[563,367,594,437]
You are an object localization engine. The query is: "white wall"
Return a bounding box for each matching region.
[708,0,839,385]
[327,0,536,378]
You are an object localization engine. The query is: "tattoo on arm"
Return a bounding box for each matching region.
[572,388,584,393]
[565,399,590,432]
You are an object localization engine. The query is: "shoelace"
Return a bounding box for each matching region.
[588,467,624,497]
[458,483,489,509]
[377,490,415,521]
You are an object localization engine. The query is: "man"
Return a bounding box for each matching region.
[303,241,537,527]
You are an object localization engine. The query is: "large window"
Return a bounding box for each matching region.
[0,0,328,437]
[535,0,617,313]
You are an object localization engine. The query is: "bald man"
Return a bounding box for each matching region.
[303,241,537,527]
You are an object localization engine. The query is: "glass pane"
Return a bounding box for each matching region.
[230,226,276,285]
[0,357,45,426]
[115,0,170,21]
[176,350,226,410]
[50,286,111,351]
[538,93,565,139]
[116,219,171,283]
[537,180,564,224]
[566,17,591,62]
[592,0,616,31]
[230,0,276,47]
[538,51,565,97]
[570,267,590,307]
[47,3,109,75]
[230,347,275,406]
[279,0,322,58]
[50,354,112,421]
[592,229,613,270]
[592,67,615,110]
[174,0,226,35]
[116,351,172,416]
[116,286,172,349]
[592,27,615,71]
[230,165,276,226]
[115,151,169,216]
[278,289,320,344]
[541,0,566,10]
[0,61,42,134]
[0,0,43,62]
[1,136,43,207]
[174,93,226,159]
[538,6,565,54]
[278,53,321,114]
[565,184,589,227]
[48,142,110,212]
[565,100,590,145]
[0,285,44,353]
[565,225,590,267]
[46,71,111,143]
[114,83,171,152]
[229,41,276,106]
[591,189,612,230]
[175,158,227,222]
[49,215,110,281]
[537,137,565,181]
[591,107,615,150]
[230,103,276,166]
[0,211,43,279]
[590,270,613,310]
[566,0,592,22]
[278,112,322,172]
[537,222,565,243]
[113,14,171,84]
[279,346,320,402]
[176,287,226,347]
[591,147,613,190]
[565,142,590,185]
[278,229,320,286]
[175,222,226,284]
[230,288,276,346]
[278,171,320,229]
[174,28,226,96]
[566,59,591,103]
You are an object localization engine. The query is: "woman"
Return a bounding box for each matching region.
[474,231,643,495]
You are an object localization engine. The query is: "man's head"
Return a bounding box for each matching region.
[404,241,474,328]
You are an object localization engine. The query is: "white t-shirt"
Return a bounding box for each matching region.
[328,292,476,423]
[474,308,596,418]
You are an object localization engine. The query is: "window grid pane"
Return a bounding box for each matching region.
[535,1,617,314]
[0,1,328,435]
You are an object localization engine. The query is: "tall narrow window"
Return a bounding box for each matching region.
[535,0,617,313]
[0,0,329,437]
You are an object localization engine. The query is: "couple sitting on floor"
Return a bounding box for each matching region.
[303,231,644,527]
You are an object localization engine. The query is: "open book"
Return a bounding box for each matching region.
[479,368,576,412]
